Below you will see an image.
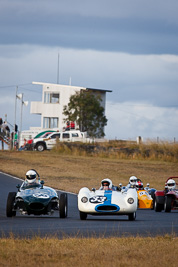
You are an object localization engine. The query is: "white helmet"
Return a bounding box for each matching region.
[129,176,137,185]
[101,178,113,189]
[167,179,176,190]
[26,170,37,184]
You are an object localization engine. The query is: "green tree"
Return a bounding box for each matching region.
[63,91,107,138]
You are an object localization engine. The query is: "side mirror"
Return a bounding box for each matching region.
[40,180,44,188]
[16,184,21,191]
[116,186,121,191]
[92,188,96,192]
[146,183,150,187]
[119,183,122,187]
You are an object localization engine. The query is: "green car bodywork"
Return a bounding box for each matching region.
[6,181,67,218]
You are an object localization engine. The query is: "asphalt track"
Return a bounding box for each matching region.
[0,172,177,238]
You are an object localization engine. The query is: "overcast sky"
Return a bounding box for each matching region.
[0,0,178,141]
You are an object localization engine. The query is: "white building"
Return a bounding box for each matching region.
[30,82,111,132]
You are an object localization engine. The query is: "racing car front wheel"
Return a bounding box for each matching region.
[80,211,87,220]
[59,193,68,218]
[128,212,136,221]
[6,192,16,217]
[154,197,163,212]
[164,196,172,212]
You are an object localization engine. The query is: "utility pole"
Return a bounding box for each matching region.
[57,53,60,84]
[20,93,23,133]
[13,86,18,149]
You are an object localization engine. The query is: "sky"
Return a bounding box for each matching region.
[0,0,178,141]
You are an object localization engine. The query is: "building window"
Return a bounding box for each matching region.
[43,117,58,128]
[44,92,60,103]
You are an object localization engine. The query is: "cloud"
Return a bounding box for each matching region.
[0,1,178,54]
[0,44,178,107]
[105,101,178,140]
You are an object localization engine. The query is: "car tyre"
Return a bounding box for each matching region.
[59,193,68,218]
[164,196,172,212]
[6,192,16,217]
[80,211,87,220]
[128,212,136,221]
[36,143,45,152]
[151,196,155,210]
[154,197,163,212]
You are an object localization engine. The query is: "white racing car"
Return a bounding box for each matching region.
[78,178,138,221]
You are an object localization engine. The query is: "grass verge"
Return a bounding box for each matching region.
[0,235,177,267]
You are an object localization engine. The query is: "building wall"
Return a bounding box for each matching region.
[31,82,108,131]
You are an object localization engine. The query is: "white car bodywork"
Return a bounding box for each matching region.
[78,187,138,220]
[33,130,90,151]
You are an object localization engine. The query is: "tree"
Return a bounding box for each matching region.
[63,91,107,138]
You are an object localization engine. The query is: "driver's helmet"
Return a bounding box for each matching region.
[167,179,176,190]
[101,178,112,190]
[26,170,37,184]
[129,176,137,186]
[136,181,143,190]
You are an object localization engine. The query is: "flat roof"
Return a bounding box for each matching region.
[32,82,112,93]
[86,87,112,93]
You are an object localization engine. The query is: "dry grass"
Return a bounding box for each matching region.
[0,149,178,194]
[0,235,177,267]
[53,140,178,162]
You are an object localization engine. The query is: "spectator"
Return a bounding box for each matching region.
[1,121,10,138]
[19,138,27,151]
[0,118,2,133]
[14,132,18,150]
[70,121,75,129]
[65,121,70,131]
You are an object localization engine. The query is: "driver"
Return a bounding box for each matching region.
[22,169,39,188]
[127,176,138,188]
[100,178,113,191]
[136,180,144,190]
[167,179,176,190]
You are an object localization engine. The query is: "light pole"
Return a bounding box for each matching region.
[20,93,28,133]
[13,87,28,149]
[13,86,20,149]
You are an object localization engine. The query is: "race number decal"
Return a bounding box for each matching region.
[139,191,148,196]
[89,196,107,203]
[33,193,50,199]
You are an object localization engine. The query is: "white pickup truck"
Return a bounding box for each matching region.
[32,130,89,151]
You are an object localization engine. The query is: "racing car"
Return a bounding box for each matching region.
[136,180,156,209]
[6,170,68,218]
[78,178,138,221]
[154,176,178,212]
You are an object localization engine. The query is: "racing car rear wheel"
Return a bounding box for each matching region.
[6,192,16,217]
[80,211,87,220]
[59,193,68,218]
[128,212,136,221]
[164,196,172,212]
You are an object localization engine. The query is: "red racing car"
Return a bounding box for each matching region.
[154,176,178,212]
